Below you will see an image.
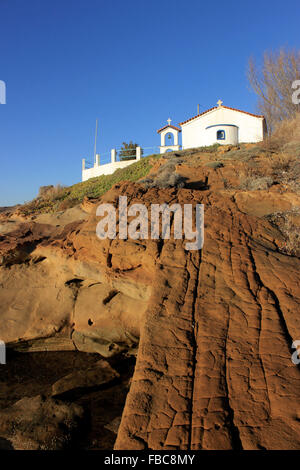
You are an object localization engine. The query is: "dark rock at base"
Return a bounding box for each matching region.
[51,359,120,397]
[0,437,14,450]
[0,395,84,450]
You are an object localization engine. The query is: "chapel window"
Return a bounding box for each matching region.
[217,130,225,140]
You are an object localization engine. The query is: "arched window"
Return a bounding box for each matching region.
[217,130,225,140]
[165,132,174,145]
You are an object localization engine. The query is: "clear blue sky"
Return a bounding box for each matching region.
[0,0,299,206]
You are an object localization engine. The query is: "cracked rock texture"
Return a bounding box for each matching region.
[0,150,300,449]
[113,186,300,450]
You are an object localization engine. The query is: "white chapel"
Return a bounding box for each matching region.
[157,100,266,153]
[82,100,267,182]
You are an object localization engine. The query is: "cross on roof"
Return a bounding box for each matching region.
[167,118,172,126]
[217,99,223,107]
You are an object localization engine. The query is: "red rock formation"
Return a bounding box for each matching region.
[110,185,300,450]
[1,149,300,449]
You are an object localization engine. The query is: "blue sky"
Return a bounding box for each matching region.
[0,0,299,206]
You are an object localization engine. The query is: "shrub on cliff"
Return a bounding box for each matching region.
[240,176,274,191]
[38,184,66,201]
[266,207,300,257]
[261,113,300,152]
[140,157,186,189]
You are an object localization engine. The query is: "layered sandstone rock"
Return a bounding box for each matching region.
[113,186,300,450]
[0,148,299,449]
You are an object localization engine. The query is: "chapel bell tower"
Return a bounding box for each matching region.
[157,118,181,154]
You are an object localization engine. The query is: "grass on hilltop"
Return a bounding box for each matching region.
[20,154,161,216]
[19,144,221,216]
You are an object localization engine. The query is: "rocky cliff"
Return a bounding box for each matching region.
[0,144,299,449]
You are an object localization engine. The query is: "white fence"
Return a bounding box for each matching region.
[82,146,160,182]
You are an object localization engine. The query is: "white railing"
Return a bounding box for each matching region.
[82,146,161,182]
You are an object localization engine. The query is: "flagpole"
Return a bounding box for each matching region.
[94,118,98,165]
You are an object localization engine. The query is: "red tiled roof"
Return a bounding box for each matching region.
[179,106,265,126]
[157,124,181,134]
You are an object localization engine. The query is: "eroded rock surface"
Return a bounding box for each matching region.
[114,185,300,450]
[0,148,300,449]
